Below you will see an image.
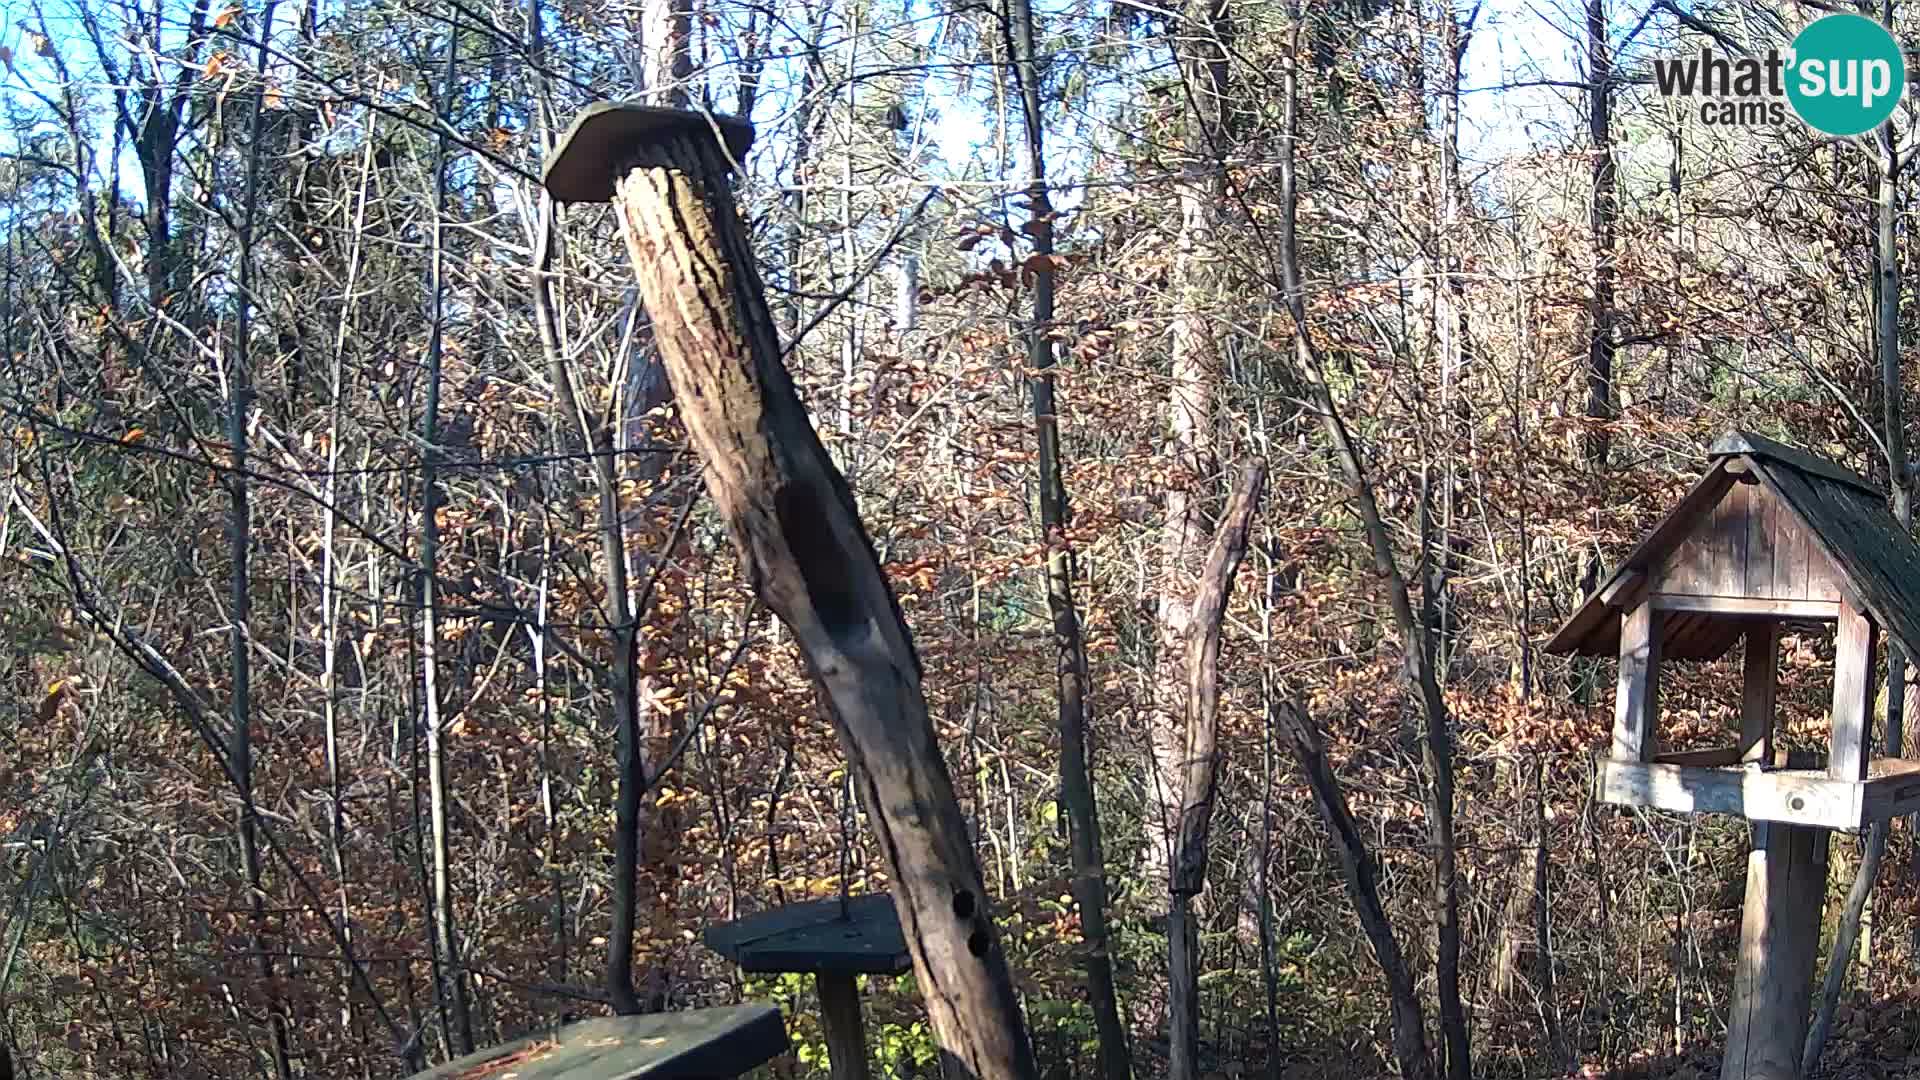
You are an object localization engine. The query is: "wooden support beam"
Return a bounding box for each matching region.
[1651,595,1841,620]
[1601,569,1648,608]
[1721,822,1828,1080]
[1743,623,1778,766]
[1613,602,1661,762]
[817,973,873,1080]
[1831,600,1878,782]
[1599,759,1864,829]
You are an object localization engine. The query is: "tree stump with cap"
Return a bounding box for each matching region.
[705,894,911,1080]
[542,102,1039,1080]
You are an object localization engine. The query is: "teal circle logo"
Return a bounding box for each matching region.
[1786,14,1905,136]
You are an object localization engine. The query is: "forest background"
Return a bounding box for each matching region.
[3,0,1917,1076]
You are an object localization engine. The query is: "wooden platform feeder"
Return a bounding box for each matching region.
[704,895,911,1080]
[407,1006,788,1080]
[1548,430,1920,1080]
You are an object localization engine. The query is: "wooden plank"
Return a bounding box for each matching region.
[1746,478,1776,599]
[704,895,912,977]
[1613,602,1661,762]
[1600,569,1647,607]
[1831,599,1878,782]
[1715,484,1750,595]
[1862,760,1920,823]
[1655,747,1743,767]
[1721,822,1829,1080]
[1598,760,1863,829]
[817,973,873,1080]
[1649,594,1840,619]
[408,1008,789,1080]
[1742,623,1778,766]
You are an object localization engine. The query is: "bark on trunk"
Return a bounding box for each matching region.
[609,129,1039,1080]
[1006,0,1131,1071]
[1276,20,1468,1077]
[1273,697,1436,1080]
[1584,0,1617,469]
[1149,0,1234,902]
[1168,462,1266,1080]
[231,11,293,1074]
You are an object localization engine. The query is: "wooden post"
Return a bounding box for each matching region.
[817,973,873,1080]
[1722,822,1829,1080]
[544,105,1039,1080]
[1742,623,1778,766]
[1831,600,1878,781]
[1613,601,1661,761]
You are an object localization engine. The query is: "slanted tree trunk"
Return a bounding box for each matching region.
[1004,0,1130,1073]
[608,125,1039,1080]
[1273,696,1435,1080]
[1275,15,1468,1077]
[1168,462,1266,1080]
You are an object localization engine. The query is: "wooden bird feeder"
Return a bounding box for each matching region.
[704,895,911,1080]
[407,1006,788,1080]
[1548,430,1920,1080]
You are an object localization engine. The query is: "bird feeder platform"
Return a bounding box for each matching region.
[704,894,911,977]
[704,895,910,1080]
[405,1006,787,1080]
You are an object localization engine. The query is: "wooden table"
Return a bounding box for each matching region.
[407,1005,787,1080]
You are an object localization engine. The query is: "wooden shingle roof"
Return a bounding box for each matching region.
[1546,431,1920,661]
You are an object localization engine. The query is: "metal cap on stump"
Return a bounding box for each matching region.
[544,103,1040,1080]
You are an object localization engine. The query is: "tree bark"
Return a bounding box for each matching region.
[1149,0,1234,903]
[1273,697,1436,1080]
[231,8,292,1075]
[609,128,1039,1080]
[1003,0,1131,1072]
[1168,461,1266,1080]
[1276,20,1468,1078]
[1584,0,1617,469]
[417,10,476,1051]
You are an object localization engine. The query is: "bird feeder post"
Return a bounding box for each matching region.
[1723,821,1828,1080]
[704,894,912,1080]
[544,103,1039,1080]
[816,972,873,1080]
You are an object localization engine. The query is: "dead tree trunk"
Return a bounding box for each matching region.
[562,110,1040,1080]
[1168,462,1266,1080]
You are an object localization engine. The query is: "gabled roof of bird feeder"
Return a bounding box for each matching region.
[1546,431,1920,662]
[704,894,912,977]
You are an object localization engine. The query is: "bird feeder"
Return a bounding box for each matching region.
[704,894,912,1080]
[407,1005,788,1080]
[1548,430,1920,1079]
